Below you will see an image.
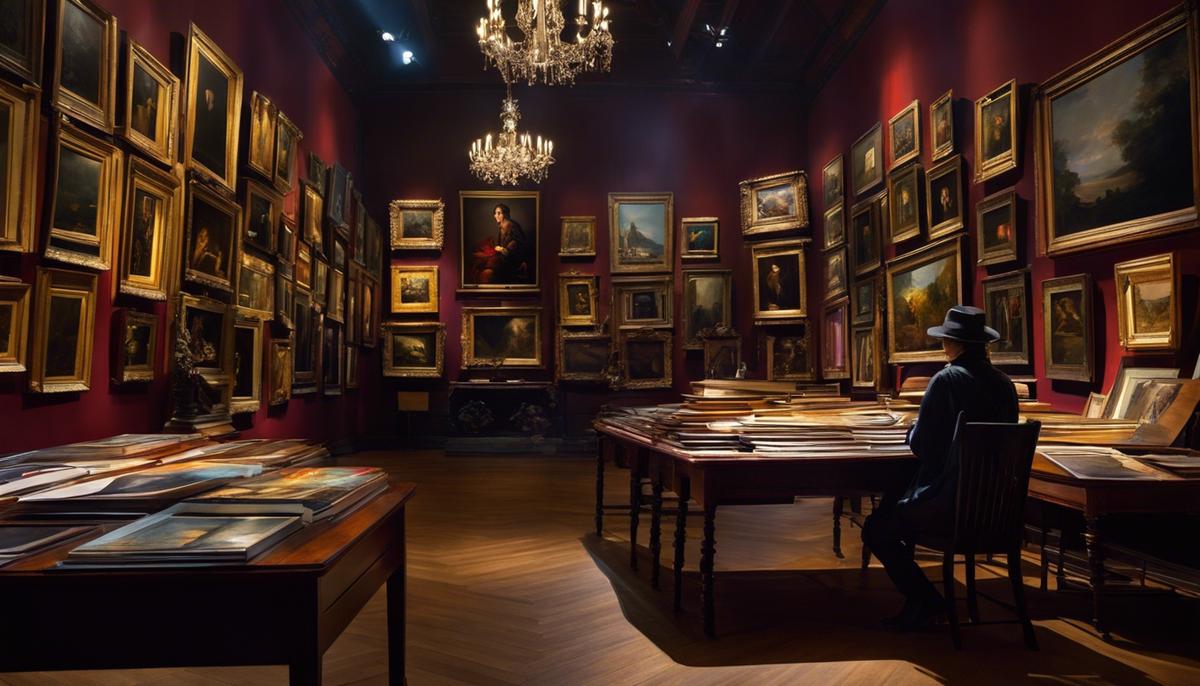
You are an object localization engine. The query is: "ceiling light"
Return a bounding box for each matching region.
[476,0,614,86]
[402,50,415,65]
[381,31,395,42]
[468,88,555,185]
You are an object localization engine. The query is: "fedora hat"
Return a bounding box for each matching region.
[926,305,1000,343]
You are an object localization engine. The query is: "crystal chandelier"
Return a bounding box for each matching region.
[476,0,613,86]
[468,88,556,185]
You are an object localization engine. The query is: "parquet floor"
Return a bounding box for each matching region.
[3,449,1199,685]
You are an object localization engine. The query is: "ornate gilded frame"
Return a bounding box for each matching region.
[183,23,243,193]
[291,289,317,394]
[177,292,234,397]
[608,191,673,273]
[382,321,445,378]
[885,235,965,364]
[556,330,611,382]
[112,309,155,384]
[30,268,96,393]
[682,268,732,349]
[268,337,292,405]
[930,89,955,161]
[235,251,275,320]
[273,111,302,194]
[461,306,543,369]
[390,265,439,314]
[751,239,807,320]
[275,271,294,330]
[45,121,122,270]
[981,268,1031,366]
[301,180,324,255]
[925,154,964,239]
[242,178,281,255]
[851,275,879,326]
[822,205,844,251]
[976,187,1019,266]
[120,39,178,166]
[183,180,241,293]
[823,247,849,303]
[822,297,850,380]
[1114,252,1180,351]
[327,268,346,324]
[886,161,922,244]
[1041,273,1094,382]
[277,214,296,279]
[558,271,599,326]
[888,99,921,170]
[974,78,1019,182]
[119,156,179,300]
[0,0,45,85]
[0,81,40,253]
[850,190,884,276]
[619,328,672,390]
[51,0,117,132]
[230,316,263,414]
[0,279,31,373]
[765,330,814,381]
[850,122,884,196]
[559,215,596,257]
[389,198,445,251]
[851,323,884,390]
[737,171,808,237]
[612,274,673,330]
[680,217,720,259]
[461,189,540,292]
[822,154,843,210]
[246,91,276,180]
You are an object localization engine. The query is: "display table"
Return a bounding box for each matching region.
[0,483,416,686]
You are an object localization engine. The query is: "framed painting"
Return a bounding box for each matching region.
[277,215,296,279]
[681,217,719,259]
[390,265,438,314]
[885,236,964,363]
[242,178,280,256]
[1041,274,1094,382]
[1102,363,1179,419]
[332,236,346,271]
[751,239,807,320]
[887,161,922,244]
[0,0,44,85]
[120,40,178,166]
[737,171,808,238]
[51,0,117,132]
[312,257,327,308]
[1114,252,1180,351]
[1083,392,1108,418]
[327,268,345,324]
[1126,379,1189,423]
[462,190,540,292]
[0,80,40,253]
[29,267,96,393]
[345,266,359,346]
[822,154,843,209]
[682,269,732,349]
[981,269,1031,365]
[274,271,294,330]
[301,181,323,255]
[44,121,122,271]
[294,240,312,291]
[0,279,31,373]
[888,99,920,170]
[177,292,233,391]
[230,316,262,414]
[558,272,599,327]
[975,78,1018,182]
[926,154,964,239]
[183,23,243,193]
[930,89,954,161]
[361,275,378,349]
[702,335,741,380]
[273,112,301,194]
[291,288,316,394]
[559,215,596,257]
[321,319,343,396]
[389,199,444,251]
[557,331,611,382]
[119,157,179,301]
[822,297,850,380]
[352,195,367,266]
[460,306,542,368]
[112,309,155,384]
[268,337,292,405]
[1035,9,1197,255]
[851,122,883,196]
[366,216,383,281]
[325,162,349,231]
[822,205,845,250]
[851,276,878,326]
[849,191,883,276]
[976,187,1019,266]
[183,180,241,293]
[851,324,883,390]
[766,329,814,381]
[383,321,445,378]
[612,275,673,330]
[609,191,672,273]
[619,328,672,390]
[307,152,326,190]
[235,251,275,320]
[344,344,358,391]
[823,248,848,303]
[246,91,276,180]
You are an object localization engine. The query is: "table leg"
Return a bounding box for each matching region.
[1084,515,1109,640]
[649,469,664,590]
[629,451,641,571]
[673,477,691,611]
[388,532,407,686]
[701,506,717,638]
[289,654,322,686]
[594,437,606,537]
[832,497,844,558]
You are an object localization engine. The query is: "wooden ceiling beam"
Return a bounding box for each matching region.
[671,0,702,60]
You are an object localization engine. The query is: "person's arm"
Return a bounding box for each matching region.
[908,371,955,469]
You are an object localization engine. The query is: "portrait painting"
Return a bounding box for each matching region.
[302,181,323,253]
[0,280,30,373]
[850,193,882,276]
[121,40,177,165]
[703,337,741,380]
[888,99,920,169]
[242,179,279,255]
[766,330,813,381]
[926,154,963,239]
[0,80,39,253]
[184,24,243,192]
[822,155,843,209]
[885,236,964,363]
[738,171,807,237]
[462,191,540,291]
[852,325,880,389]
[30,268,96,393]
[975,78,1017,182]
[0,0,43,85]
[681,217,719,259]
[752,240,806,320]
[52,0,116,132]
[275,272,294,329]
[557,332,610,382]
[389,199,444,251]
[247,91,276,179]
[268,338,292,405]
[822,298,849,380]
[609,192,672,273]
[461,307,542,368]
[824,248,848,302]
[1041,274,1093,381]
[273,111,301,194]
[930,90,954,160]
[1037,12,1195,255]
[887,162,922,243]
[559,215,596,257]
[1114,252,1179,351]
[976,188,1018,266]
[620,329,671,389]
[114,309,155,383]
[682,269,731,349]
[230,318,262,413]
[558,273,598,326]
[852,276,877,326]
[851,123,883,195]
[823,205,845,250]
[184,182,240,293]
[46,123,121,271]
[383,322,444,378]
[236,252,275,320]
[119,157,178,301]
[390,265,438,314]
[982,270,1030,365]
[612,275,672,329]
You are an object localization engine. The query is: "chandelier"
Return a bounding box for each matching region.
[468,89,556,185]
[476,0,613,86]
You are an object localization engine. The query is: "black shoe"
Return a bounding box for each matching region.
[896,597,946,632]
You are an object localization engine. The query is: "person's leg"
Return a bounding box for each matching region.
[863,505,926,602]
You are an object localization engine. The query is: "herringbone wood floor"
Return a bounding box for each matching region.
[2,449,1198,685]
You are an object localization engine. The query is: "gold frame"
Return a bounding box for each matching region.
[118,156,179,300]
[229,316,263,414]
[976,187,1018,266]
[1041,273,1094,382]
[344,344,358,391]
[345,265,360,346]
[177,291,234,391]
[556,330,611,382]
[321,318,343,397]
[981,268,1031,366]
[682,269,732,349]
[851,275,879,326]
[327,268,345,324]
[887,161,922,244]
[559,215,596,257]
[612,274,673,330]
[313,256,327,309]
[45,120,123,271]
[268,337,292,405]
[0,81,40,252]
[1034,8,1198,256]
[887,99,921,170]
[272,111,302,194]
[930,89,955,161]
[737,171,808,237]
[235,251,276,320]
[183,23,243,193]
[765,330,814,381]
[120,39,178,166]
[850,190,884,276]
[822,205,844,250]
[885,235,965,364]
[702,335,741,380]
[974,78,1019,182]
[822,297,850,380]
[242,178,281,255]
[558,272,599,327]
[292,289,317,394]
[29,267,97,393]
[460,189,540,293]
[0,280,31,373]
[389,199,445,251]
[619,328,672,390]
[277,214,296,279]
[361,274,378,349]
[51,0,117,132]
[925,154,964,239]
[382,321,445,378]
[608,191,674,273]
[295,241,312,290]
[460,306,543,369]
[851,323,884,390]
[0,0,45,85]
[823,247,848,303]
[1114,252,1180,351]
[851,122,884,196]
[680,217,719,260]
[822,154,844,210]
[751,239,807,320]
[183,180,241,293]
[275,271,294,330]
[301,180,323,254]
[246,91,276,180]
[112,308,156,384]
[390,265,439,314]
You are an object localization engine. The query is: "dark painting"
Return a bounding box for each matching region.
[1049,290,1086,365]
[399,275,430,304]
[771,336,810,379]
[630,291,659,320]
[246,192,272,252]
[563,339,608,374]
[129,189,158,277]
[275,124,293,180]
[755,184,796,220]
[562,221,591,250]
[189,197,232,279]
[933,99,952,150]
[982,92,1012,163]
[130,62,159,139]
[125,322,151,367]
[0,303,12,354]
[472,315,537,360]
[981,203,1013,249]
[892,174,919,230]
[0,105,10,224]
[185,307,222,369]
[321,324,338,386]
[929,168,960,227]
[0,0,28,56]
[626,340,665,380]
[462,195,538,288]
[852,207,879,271]
[987,287,1026,356]
[233,326,255,396]
[192,53,229,177]
[402,210,433,239]
[757,254,800,312]
[293,299,312,373]
[392,332,435,367]
[851,125,882,193]
[45,295,82,377]
[892,111,916,160]
[686,275,726,343]
[53,147,101,236]
[60,1,102,105]
[566,284,591,316]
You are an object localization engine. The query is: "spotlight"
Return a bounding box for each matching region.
[381,31,395,42]
[402,50,415,65]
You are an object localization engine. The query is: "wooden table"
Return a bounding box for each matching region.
[0,483,416,685]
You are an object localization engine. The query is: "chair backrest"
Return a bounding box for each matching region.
[949,412,1042,554]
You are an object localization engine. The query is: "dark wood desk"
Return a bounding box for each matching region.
[0,483,416,685]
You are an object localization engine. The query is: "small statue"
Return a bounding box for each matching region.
[735,362,747,379]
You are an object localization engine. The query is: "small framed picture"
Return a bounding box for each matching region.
[850,191,883,276]
[851,276,878,326]
[119,157,180,301]
[29,268,97,393]
[230,316,263,414]
[930,89,954,161]
[975,78,1019,182]
[556,331,611,382]
[982,269,1030,365]
[822,205,845,250]
[327,268,345,323]
[246,91,277,180]
[559,215,596,257]
[0,280,31,373]
[110,313,160,385]
[301,181,324,254]
[702,335,741,380]
[976,187,1018,266]
[390,265,439,314]
[680,217,719,259]
[822,297,850,380]
[383,321,445,378]
[273,112,302,194]
[558,272,599,327]
[851,324,884,390]
[888,99,920,170]
[1114,252,1180,352]
[242,178,281,255]
[766,329,814,381]
[52,0,118,132]
[344,345,358,390]
[45,121,123,271]
[682,269,732,349]
[0,80,40,253]
[850,122,883,195]
[612,275,672,330]
[619,328,672,390]
[121,39,179,166]
[312,258,327,309]
[1041,273,1093,382]
[268,337,292,405]
[823,248,848,303]
[751,239,807,320]
[389,199,445,251]
[738,171,808,238]
[887,161,922,244]
[822,154,844,209]
[183,180,241,294]
[609,192,672,273]
[925,154,963,239]
[292,290,317,395]
[235,251,276,320]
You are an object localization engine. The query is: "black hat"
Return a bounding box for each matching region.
[926,305,1000,343]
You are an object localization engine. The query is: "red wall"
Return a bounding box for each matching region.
[0,0,376,452]
[804,0,1200,412]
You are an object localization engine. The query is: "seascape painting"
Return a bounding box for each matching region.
[755,183,796,221]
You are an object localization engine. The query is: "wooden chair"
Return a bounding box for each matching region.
[923,413,1041,650]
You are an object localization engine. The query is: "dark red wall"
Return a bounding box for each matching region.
[804,0,1200,412]
[0,0,376,452]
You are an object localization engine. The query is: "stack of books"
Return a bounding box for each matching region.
[0,524,95,568]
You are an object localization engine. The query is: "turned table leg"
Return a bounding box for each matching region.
[673,477,691,611]
[832,496,844,558]
[701,506,717,638]
[1084,515,1109,640]
[649,469,664,590]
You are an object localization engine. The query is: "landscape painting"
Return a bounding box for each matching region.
[609,193,671,273]
[886,238,963,363]
[682,270,731,348]
[1114,252,1178,350]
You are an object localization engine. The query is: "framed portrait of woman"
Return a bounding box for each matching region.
[459,190,539,294]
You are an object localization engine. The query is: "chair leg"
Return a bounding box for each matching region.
[943,553,962,650]
[1008,549,1038,650]
[965,554,979,624]
[860,541,871,570]
[832,497,844,559]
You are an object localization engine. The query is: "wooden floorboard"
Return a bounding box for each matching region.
[2,449,1198,685]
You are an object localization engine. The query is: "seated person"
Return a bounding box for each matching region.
[862,305,1018,630]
